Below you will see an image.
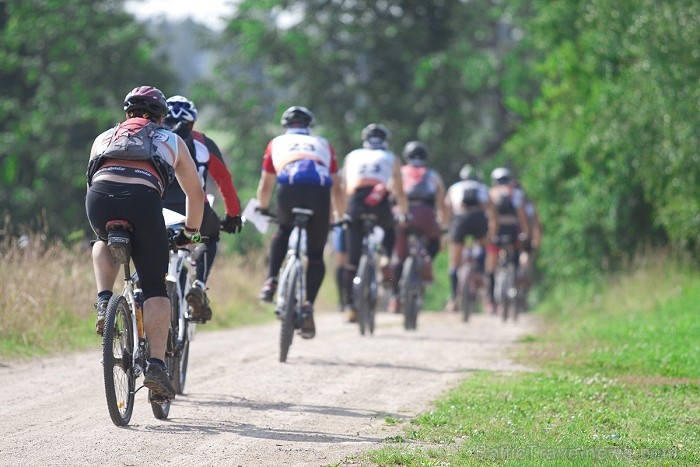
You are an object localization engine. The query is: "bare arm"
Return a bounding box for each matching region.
[330,173,346,221]
[433,173,447,228]
[391,160,409,217]
[174,136,205,230]
[443,188,453,226]
[256,171,277,211]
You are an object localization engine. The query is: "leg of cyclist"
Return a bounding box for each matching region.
[299,185,331,339]
[331,226,348,312]
[127,197,177,399]
[91,240,120,334]
[186,203,220,321]
[447,213,470,312]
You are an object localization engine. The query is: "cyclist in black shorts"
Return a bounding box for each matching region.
[256,106,345,338]
[443,164,497,311]
[86,86,204,399]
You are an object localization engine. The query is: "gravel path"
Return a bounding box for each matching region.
[0,309,538,466]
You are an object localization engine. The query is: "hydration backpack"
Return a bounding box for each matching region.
[462,186,480,207]
[404,167,435,204]
[494,189,517,216]
[86,119,174,190]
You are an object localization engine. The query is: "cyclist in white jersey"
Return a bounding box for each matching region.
[256,106,345,339]
[340,123,409,322]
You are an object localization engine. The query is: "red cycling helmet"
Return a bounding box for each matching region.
[123,86,168,117]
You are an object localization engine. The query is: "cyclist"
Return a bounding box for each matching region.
[444,164,496,312]
[86,86,204,399]
[256,106,345,339]
[486,167,529,312]
[388,140,447,313]
[163,95,243,322]
[341,123,409,323]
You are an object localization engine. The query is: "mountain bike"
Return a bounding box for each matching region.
[457,242,484,323]
[163,208,205,395]
[353,213,381,336]
[493,234,521,322]
[274,207,314,362]
[101,220,176,426]
[398,229,428,330]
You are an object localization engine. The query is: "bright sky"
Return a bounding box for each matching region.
[124,0,234,31]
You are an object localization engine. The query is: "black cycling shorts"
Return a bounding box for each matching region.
[86,180,168,300]
[449,210,488,243]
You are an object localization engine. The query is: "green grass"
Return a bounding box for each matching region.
[362,259,700,466]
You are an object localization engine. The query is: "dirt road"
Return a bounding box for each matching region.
[0,310,537,466]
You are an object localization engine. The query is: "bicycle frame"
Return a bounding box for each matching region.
[116,243,148,378]
[166,244,196,345]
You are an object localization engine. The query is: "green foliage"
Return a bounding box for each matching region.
[203,0,525,185]
[0,0,175,238]
[367,260,700,466]
[504,0,700,279]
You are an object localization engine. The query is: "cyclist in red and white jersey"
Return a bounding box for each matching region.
[256,106,345,338]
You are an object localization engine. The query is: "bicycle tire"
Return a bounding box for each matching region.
[508,264,520,322]
[102,295,135,427]
[167,282,188,395]
[458,264,476,323]
[502,263,516,322]
[279,265,298,362]
[494,266,509,322]
[354,255,375,336]
[400,257,420,330]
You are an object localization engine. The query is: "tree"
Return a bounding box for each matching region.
[504,0,700,278]
[0,0,175,238]
[201,0,526,189]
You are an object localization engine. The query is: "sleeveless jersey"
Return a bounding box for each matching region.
[343,148,395,194]
[402,165,438,204]
[90,118,179,194]
[263,133,336,186]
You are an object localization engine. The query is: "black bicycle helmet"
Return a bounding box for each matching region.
[402,141,429,163]
[361,123,391,149]
[123,86,168,117]
[281,106,314,128]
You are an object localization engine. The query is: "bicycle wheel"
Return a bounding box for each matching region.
[458,264,476,322]
[167,282,188,395]
[354,255,373,336]
[102,295,135,427]
[501,264,516,322]
[400,257,420,330]
[507,264,519,322]
[494,266,509,322]
[279,265,298,362]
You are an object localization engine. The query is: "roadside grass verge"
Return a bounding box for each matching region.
[0,233,271,359]
[364,258,700,466]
